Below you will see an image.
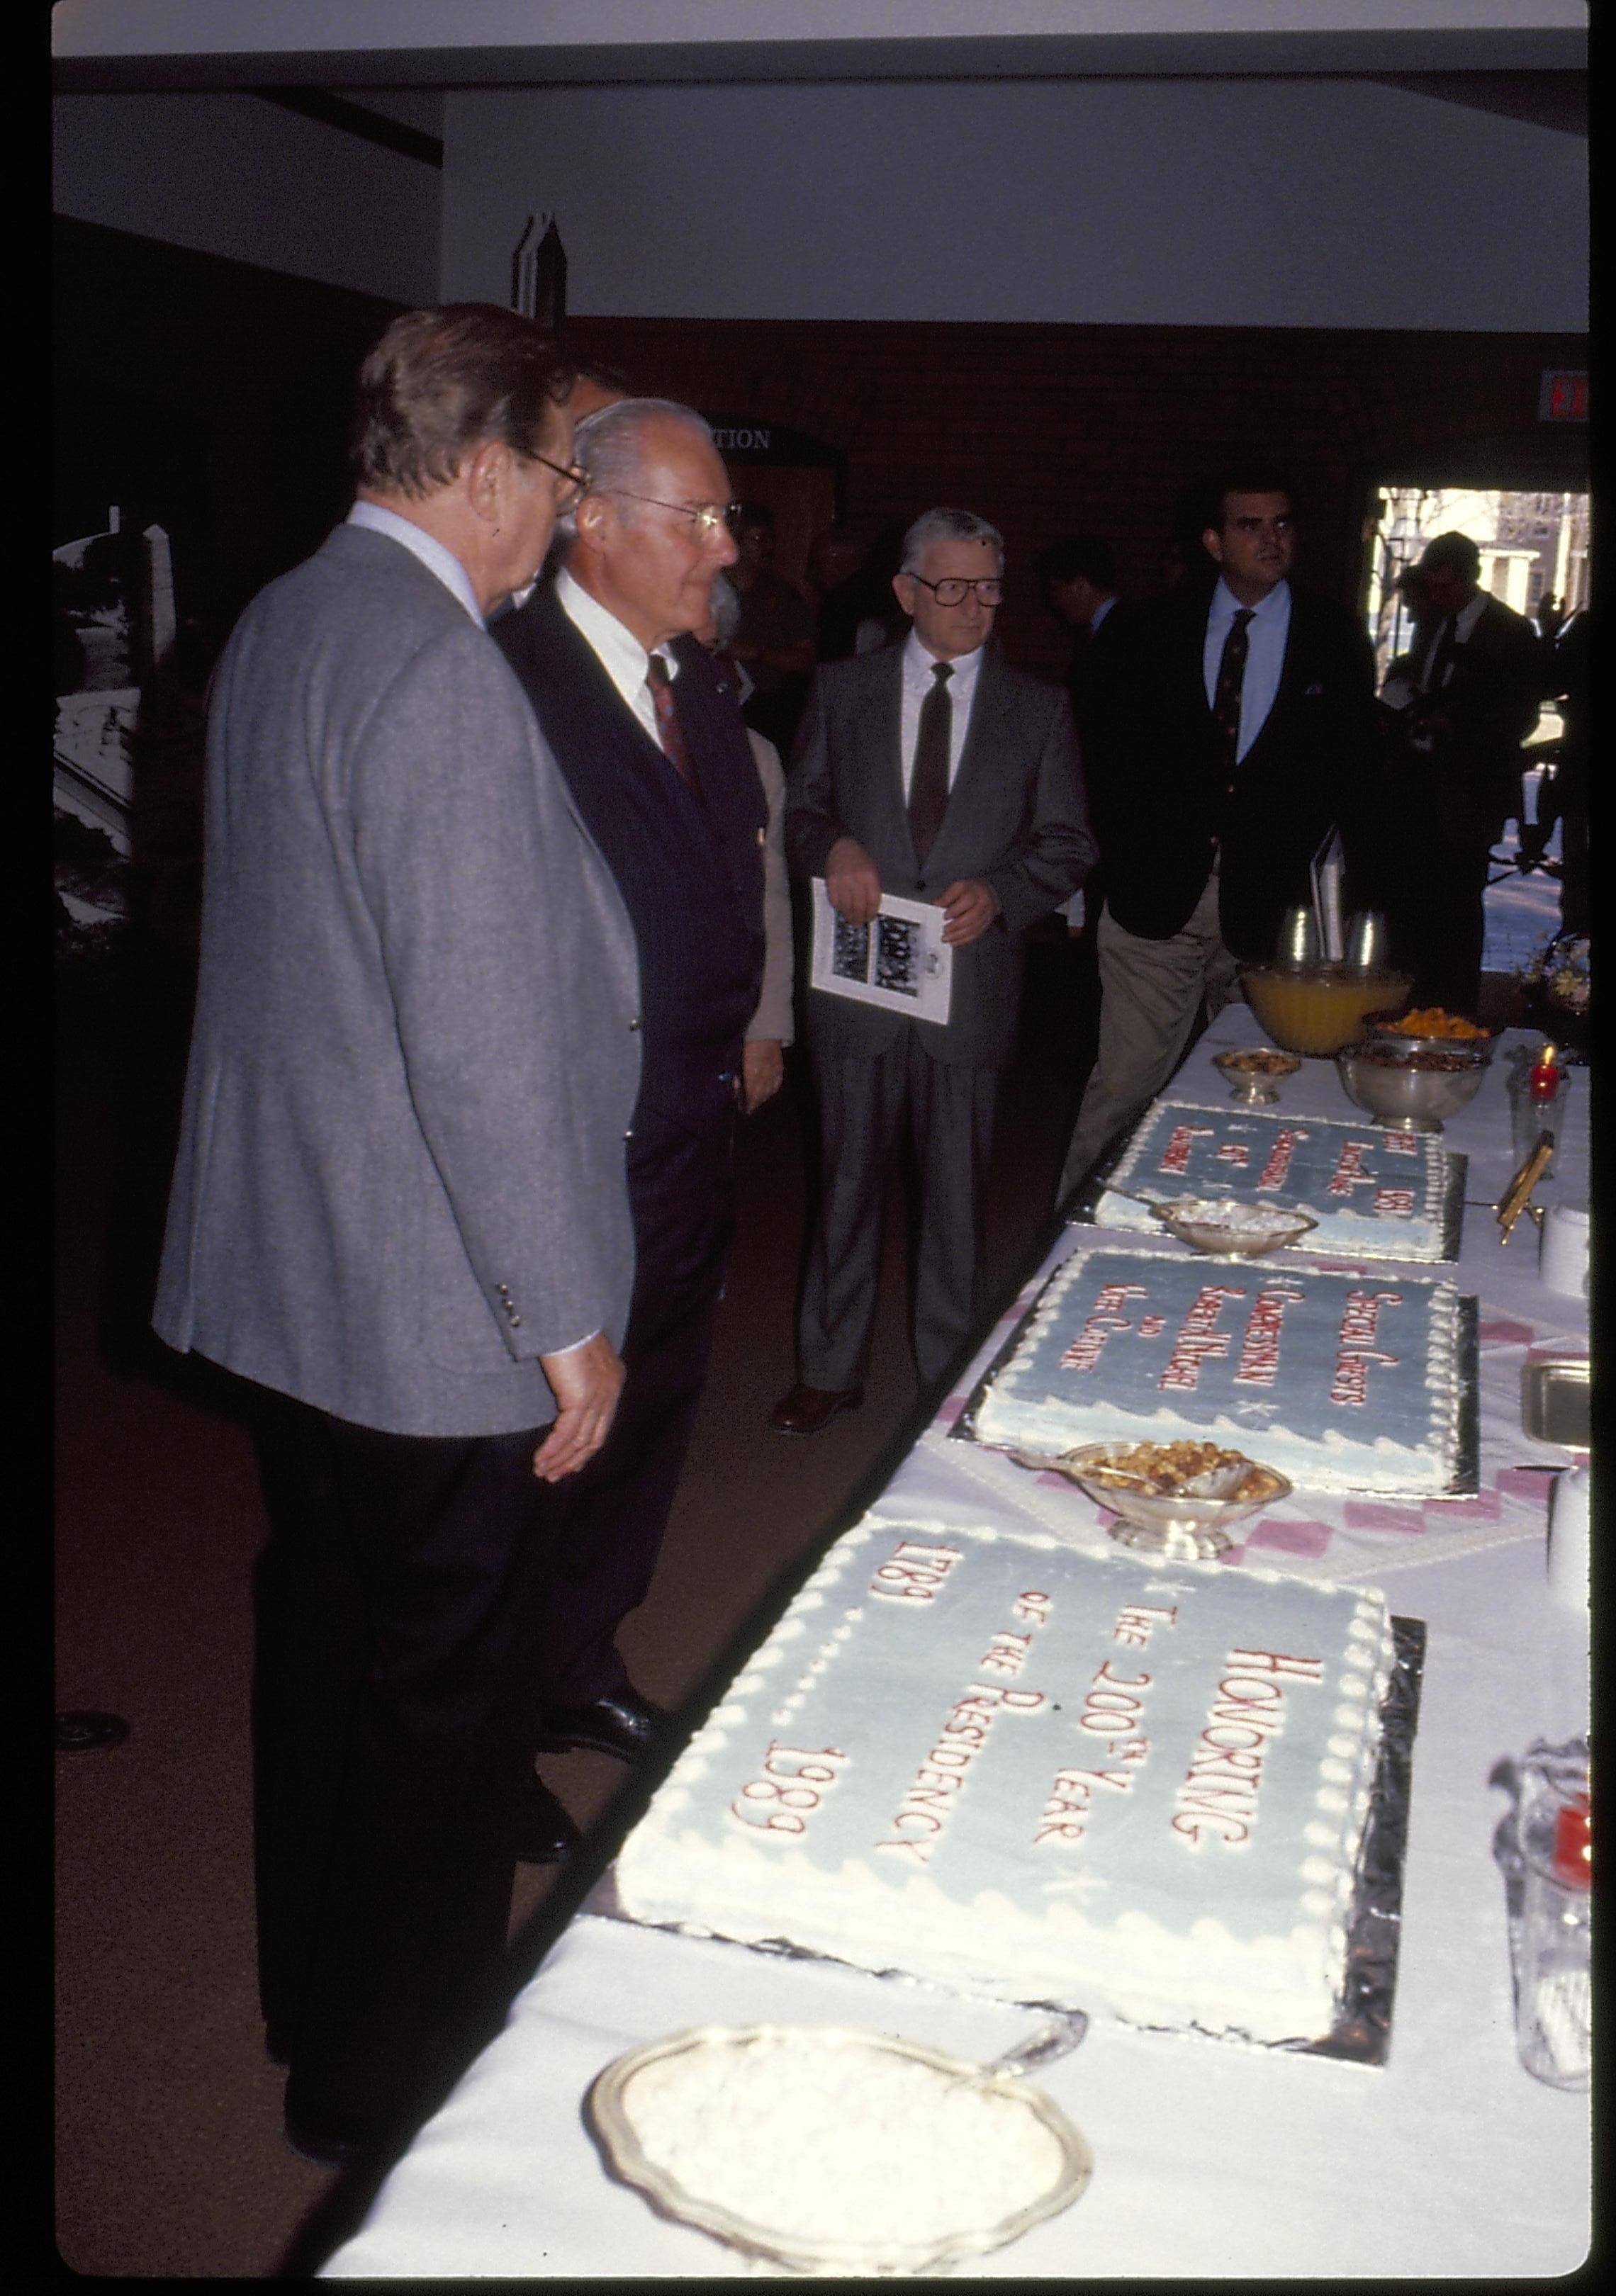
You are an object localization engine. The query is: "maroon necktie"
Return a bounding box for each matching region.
[1212,608,1254,770]
[908,660,953,865]
[645,655,699,794]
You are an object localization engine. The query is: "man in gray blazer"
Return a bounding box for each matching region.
[773,508,1096,1432]
[152,308,641,2165]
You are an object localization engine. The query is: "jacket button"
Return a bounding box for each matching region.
[756,827,765,845]
[624,1128,633,1141]
[629,1017,641,1031]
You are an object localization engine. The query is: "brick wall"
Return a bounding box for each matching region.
[562,316,1588,676]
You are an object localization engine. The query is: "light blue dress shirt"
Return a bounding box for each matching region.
[1203,575,1291,762]
[346,500,485,627]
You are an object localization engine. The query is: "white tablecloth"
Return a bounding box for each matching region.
[324,1022,1590,2279]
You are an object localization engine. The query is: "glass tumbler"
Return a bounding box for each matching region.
[1515,1787,1591,2090]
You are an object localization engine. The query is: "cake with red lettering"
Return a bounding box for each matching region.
[1086,1099,1461,1261]
[613,1516,1396,2047]
[972,1245,1468,1495]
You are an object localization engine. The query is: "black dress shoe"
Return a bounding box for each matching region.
[769,1382,864,1436]
[515,1771,582,1864]
[534,1688,668,1764]
[284,2094,387,2168]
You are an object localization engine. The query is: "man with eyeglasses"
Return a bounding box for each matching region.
[151,307,641,2161]
[1057,468,1380,1197]
[772,507,1096,1434]
[493,399,766,1852]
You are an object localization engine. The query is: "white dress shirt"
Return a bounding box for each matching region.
[899,629,984,799]
[1203,575,1291,761]
[555,566,678,738]
[345,500,485,627]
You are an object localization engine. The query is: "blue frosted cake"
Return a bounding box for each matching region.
[1089,1099,1460,1261]
[973,1246,1466,1496]
[614,1516,1396,2047]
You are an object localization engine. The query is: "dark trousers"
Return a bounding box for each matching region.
[797,1032,999,1395]
[530,1100,736,1710]
[249,1395,559,2132]
[1393,835,1494,1015]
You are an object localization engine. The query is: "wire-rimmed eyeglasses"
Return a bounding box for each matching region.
[906,574,1004,607]
[531,449,590,512]
[597,490,743,539]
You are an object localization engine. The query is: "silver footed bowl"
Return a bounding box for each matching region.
[1146,1195,1318,1258]
[1336,1040,1491,1134]
[1361,1008,1496,1059]
[1021,1441,1292,1560]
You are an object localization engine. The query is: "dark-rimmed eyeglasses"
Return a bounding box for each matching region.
[597,490,742,539]
[906,574,1004,607]
[531,449,590,512]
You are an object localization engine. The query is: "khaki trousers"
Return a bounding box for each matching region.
[1058,869,1240,1198]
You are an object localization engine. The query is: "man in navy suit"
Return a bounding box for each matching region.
[1059,471,1380,1195]
[493,403,765,1850]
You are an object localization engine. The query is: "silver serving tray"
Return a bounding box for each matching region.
[1520,1355,1590,1450]
[585,2019,1094,2274]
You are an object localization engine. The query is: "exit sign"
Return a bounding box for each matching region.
[1539,371,1588,422]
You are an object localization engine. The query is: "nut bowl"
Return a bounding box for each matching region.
[1023,1441,1292,1560]
[1213,1047,1303,1105]
[1336,1039,1492,1134]
[1146,1195,1318,1258]
[1240,963,1414,1057]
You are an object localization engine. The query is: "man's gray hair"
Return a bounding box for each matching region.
[900,507,1004,574]
[560,397,717,539]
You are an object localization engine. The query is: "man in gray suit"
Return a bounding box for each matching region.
[153,308,642,2164]
[773,508,1096,1433]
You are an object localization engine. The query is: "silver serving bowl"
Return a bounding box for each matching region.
[1212,1047,1303,1105]
[1148,1195,1318,1258]
[587,2021,1094,2275]
[1044,1441,1292,1560]
[1361,1008,1496,1059]
[1336,1041,1491,1133]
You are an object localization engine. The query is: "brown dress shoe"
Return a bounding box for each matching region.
[769,1382,865,1436]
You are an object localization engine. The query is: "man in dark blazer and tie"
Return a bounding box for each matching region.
[152,309,641,2163]
[493,402,765,1831]
[1059,470,1380,1195]
[1388,528,1546,1011]
[773,508,1096,1433]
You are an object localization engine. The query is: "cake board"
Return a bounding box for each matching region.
[595,1619,1425,2069]
[1062,1101,1468,1266]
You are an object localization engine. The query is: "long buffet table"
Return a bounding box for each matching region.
[322,1015,1590,2278]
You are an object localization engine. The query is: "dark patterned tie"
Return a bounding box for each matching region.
[645,655,700,794]
[1211,607,1255,770]
[908,660,953,865]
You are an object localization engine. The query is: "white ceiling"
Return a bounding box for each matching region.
[52,0,1589,86]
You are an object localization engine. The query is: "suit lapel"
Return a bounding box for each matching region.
[861,649,913,863]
